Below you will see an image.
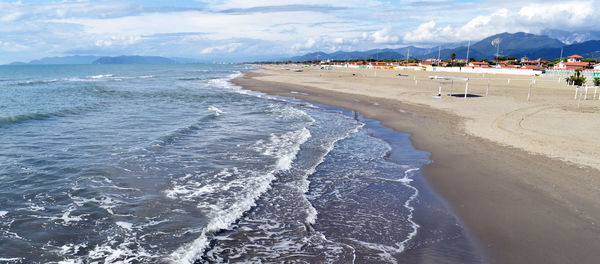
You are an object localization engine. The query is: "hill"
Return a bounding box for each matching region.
[9,55,102,65]
[92,56,177,64]
[526,40,600,60]
[290,32,589,62]
[421,32,565,60]
[290,46,431,62]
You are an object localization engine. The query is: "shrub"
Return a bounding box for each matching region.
[594,77,600,86]
[566,69,587,86]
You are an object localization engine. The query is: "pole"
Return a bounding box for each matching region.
[466,40,471,63]
[486,78,490,96]
[528,80,532,101]
[450,80,454,96]
[464,79,469,99]
[559,47,563,63]
[574,86,579,100]
[438,83,442,97]
[584,85,588,100]
[594,86,598,100]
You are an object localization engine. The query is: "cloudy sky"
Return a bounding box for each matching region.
[1,0,598,63]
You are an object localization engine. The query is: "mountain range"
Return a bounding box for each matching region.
[291,32,600,62]
[8,55,199,65]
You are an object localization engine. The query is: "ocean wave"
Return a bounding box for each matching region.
[88,74,113,79]
[167,127,311,263]
[0,103,104,126]
[9,79,59,86]
[207,105,224,116]
[147,113,222,150]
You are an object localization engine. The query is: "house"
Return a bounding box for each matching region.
[469,61,490,67]
[567,54,583,63]
[419,60,433,66]
[595,63,600,70]
[521,58,542,65]
[555,61,592,70]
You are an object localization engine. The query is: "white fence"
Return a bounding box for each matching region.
[430,67,543,76]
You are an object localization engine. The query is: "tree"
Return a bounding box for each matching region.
[469,57,475,62]
[582,58,597,63]
[594,77,600,86]
[451,53,456,61]
[567,69,587,86]
[507,56,517,60]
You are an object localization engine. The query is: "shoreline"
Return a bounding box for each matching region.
[233,69,600,263]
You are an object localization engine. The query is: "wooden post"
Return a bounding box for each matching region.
[528,80,532,101]
[574,86,579,100]
[464,80,469,99]
[486,78,490,97]
[584,85,588,100]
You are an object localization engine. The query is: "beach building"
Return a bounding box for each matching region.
[594,63,600,70]
[567,54,583,62]
[468,61,489,67]
[419,61,433,66]
[554,55,592,70]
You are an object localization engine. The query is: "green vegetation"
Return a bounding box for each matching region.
[582,58,597,63]
[567,69,587,86]
[594,77,600,86]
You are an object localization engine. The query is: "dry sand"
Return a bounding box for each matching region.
[233,65,600,264]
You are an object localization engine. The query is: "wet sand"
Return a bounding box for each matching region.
[233,67,600,264]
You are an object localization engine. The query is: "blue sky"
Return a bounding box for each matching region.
[0,0,598,63]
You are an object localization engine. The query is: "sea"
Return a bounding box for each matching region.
[0,64,483,263]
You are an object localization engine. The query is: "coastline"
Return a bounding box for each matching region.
[233,69,600,263]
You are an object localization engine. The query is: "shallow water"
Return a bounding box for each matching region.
[0,64,481,263]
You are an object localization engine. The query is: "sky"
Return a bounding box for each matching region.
[1,0,599,63]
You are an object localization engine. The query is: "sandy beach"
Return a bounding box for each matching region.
[233,65,600,264]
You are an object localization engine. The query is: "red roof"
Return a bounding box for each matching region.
[569,54,583,59]
[522,65,543,70]
[470,61,489,65]
[564,62,590,67]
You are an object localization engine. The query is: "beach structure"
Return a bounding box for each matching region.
[567,55,583,62]
[468,61,490,67]
[429,76,470,98]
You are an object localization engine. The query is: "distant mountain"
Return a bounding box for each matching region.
[290,46,429,62]
[541,29,600,45]
[527,40,600,60]
[290,32,585,62]
[92,56,177,64]
[6,55,200,65]
[11,55,102,65]
[421,32,565,60]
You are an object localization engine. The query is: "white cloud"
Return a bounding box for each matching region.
[371,28,399,44]
[403,1,599,43]
[2,0,600,64]
[200,43,242,54]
